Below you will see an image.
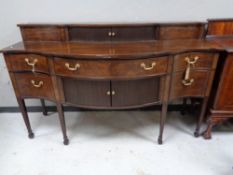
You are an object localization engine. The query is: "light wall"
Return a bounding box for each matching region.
[0,0,233,106]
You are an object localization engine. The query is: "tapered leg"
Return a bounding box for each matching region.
[180,98,188,115]
[194,97,208,137]
[203,118,213,139]
[158,102,168,145]
[40,99,48,116]
[16,98,34,139]
[56,103,69,145]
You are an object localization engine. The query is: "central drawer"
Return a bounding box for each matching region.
[53,56,169,79]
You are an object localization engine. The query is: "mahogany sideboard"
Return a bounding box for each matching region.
[1,20,233,145]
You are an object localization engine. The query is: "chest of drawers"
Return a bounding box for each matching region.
[1,21,231,145]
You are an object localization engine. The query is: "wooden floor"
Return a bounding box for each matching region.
[0,111,232,175]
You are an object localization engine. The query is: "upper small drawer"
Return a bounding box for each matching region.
[20,26,67,41]
[173,52,218,72]
[53,56,169,79]
[6,54,49,73]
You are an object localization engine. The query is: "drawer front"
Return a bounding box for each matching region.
[111,57,168,77]
[54,57,168,78]
[6,54,49,73]
[173,52,218,72]
[15,73,55,100]
[169,70,210,99]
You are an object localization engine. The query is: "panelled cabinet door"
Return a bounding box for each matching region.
[111,26,156,41]
[214,54,233,110]
[111,77,161,107]
[62,78,111,107]
[68,27,112,41]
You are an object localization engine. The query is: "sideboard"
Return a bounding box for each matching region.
[1,20,233,145]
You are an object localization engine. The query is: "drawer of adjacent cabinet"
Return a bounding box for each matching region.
[5,54,49,73]
[173,52,219,72]
[14,73,55,100]
[53,56,169,78]
[169,70,210,100]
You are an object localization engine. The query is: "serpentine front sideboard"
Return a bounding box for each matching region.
[1,19,233,145]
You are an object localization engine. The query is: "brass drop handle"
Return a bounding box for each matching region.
[106,90,116,95]
[31,80,43,88]
[141,62,156,70]
[65,63,80,71]
[25,58,38,72]
[182,56,196,86]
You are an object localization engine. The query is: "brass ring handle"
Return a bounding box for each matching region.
[25,58,38,66]
[65,63,80,71]
[108,32,112,36]
[112,91,116,95]
[182,79,194,86]
[107,91,111,95]
[112,32,116,36]
[141,62,156,70]
[185,56,199,65]
[31,80,43,88]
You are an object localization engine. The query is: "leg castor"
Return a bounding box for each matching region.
[158,137,163,145]
[63,138,69,145]
[28,132,34,139]
[194,131,199,137]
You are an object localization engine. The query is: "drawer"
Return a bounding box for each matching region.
[54,57,169,78]
[14,73,55,100]
[169,70,210,100]
[173,52,218,72]
[6,54,49,73]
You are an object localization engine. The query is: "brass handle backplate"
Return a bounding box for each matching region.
[31,80,43,88]
[182,79,194,86]
[65,63,80,71]
[25,58,38,72]
[140,62,156,70]
[185,56,199,65]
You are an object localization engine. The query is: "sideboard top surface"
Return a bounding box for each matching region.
[0,39,223,59]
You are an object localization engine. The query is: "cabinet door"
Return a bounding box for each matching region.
[111,77,161,107]
[62,78,111,107]
[214,55,233,110]
[68,27,111,41]
[112,26,156,41]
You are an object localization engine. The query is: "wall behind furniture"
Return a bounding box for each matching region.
[0,0,233,107]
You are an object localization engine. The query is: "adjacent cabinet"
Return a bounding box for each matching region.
[1,19,233,145]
